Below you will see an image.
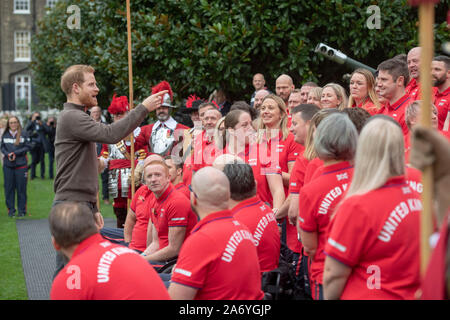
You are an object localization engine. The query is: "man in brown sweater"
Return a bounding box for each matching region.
[52,64,166,276]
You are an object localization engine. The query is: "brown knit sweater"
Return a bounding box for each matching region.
[54,102,148,204]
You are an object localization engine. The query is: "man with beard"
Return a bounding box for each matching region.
[275,74,295,106]
[136,81,189,158]
[432,56,450,131]
[191,108,222,171]
[53,64,166,277]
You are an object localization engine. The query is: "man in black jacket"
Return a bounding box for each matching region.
[26,112,49,179]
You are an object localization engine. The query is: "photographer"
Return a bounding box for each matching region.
[44,116,57,179]
[1,116,32,217]
[26,112,49,179]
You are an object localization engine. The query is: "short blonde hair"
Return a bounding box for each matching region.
[60,64,95,96]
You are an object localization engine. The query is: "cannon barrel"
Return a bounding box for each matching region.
[314,43,377,74]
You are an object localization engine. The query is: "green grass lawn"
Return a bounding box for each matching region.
[0,154,115,300]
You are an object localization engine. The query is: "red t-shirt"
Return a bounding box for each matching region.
[352,99,380,116]
[50,234,170,300]
[298,161,354,286]
[174,182,190,199]
[379,93,411,138]
[304,157,324,185]
[324,176,422,300]
[259,132,303,176]
[226,143,282,208]
[288,153,309,195]
[286,152,309,253]
[191,130,220,172]
[171,210,264,300]
[129,185,155,252]
[406,78,438,103]
[231,196,280,272]
[434,86,450,131]
[182,157,194,186]
[150,184,198,249]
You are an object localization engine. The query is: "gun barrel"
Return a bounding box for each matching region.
[314,43,376,74]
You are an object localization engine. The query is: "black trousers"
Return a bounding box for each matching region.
[30,144,45,179]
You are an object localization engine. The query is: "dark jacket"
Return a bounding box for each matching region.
[26,120,50,152]
[1,130,31,168]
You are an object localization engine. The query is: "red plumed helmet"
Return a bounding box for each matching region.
[108,94,129,115]
[152,81,174,107]
[185,94,205,110]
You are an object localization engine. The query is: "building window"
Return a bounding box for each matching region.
[46,0,58,10]
[13,0,30,14]
[14,31,31,62]
[15,75,32,111]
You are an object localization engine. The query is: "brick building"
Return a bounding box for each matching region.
[0,0,58,111]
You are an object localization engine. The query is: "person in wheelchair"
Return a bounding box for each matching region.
[141,160,197,271]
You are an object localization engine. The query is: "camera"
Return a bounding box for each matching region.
[36,116,41,121]
[49,121,55,126]
[8,154,14,161]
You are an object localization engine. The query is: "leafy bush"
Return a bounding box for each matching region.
[30,0,449,109]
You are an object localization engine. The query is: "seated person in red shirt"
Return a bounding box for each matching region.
[164,155,190,199]
[323,117,422,300]
[124,154,164,252]
[169,167,264,300]
[50,202,170,300]
[141,160,197,266]
[218,158,281,273]
[299,113,357,300]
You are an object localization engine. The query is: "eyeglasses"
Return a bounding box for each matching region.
[188,184,198,199]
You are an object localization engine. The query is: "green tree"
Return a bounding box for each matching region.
[30,0,449,109]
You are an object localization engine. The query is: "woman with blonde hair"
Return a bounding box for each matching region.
[256,94,302,187]
[256,94,304,258]
[323,117,422,300]
[307,87,323,108]
[1,116,31,217]
[347,68,381,115]
[320,83,348,110]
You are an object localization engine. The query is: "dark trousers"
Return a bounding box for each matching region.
[47,148,55,179]
[100,169,109,200]
[3,165,27,216]
[30,145,45,179]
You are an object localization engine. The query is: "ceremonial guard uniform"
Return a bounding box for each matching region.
[101,95,146,228]
[136,81,189,158]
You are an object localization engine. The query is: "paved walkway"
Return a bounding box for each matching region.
[16,218,116,300]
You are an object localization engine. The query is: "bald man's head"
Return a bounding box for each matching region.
[191,167,230,214]
[212,154,245,171]
[276,74,294,103]
[407,47,421,80]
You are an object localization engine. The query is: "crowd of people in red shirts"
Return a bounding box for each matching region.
[49,48,449,300]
